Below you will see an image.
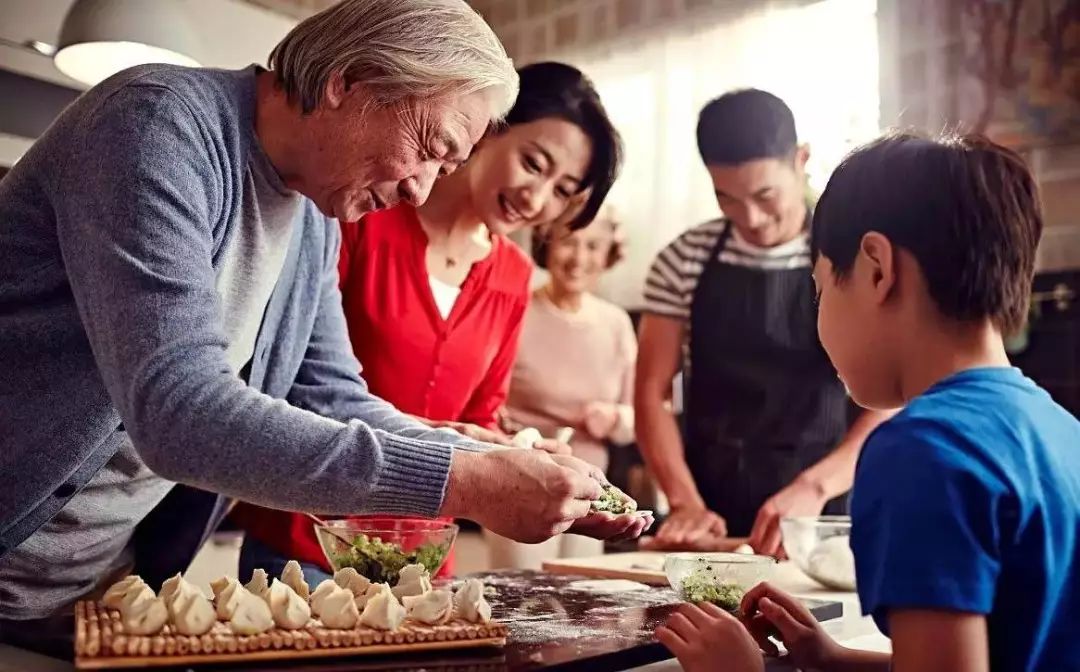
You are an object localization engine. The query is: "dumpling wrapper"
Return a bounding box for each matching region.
[211,576,244,620]
[333,567,371,598]
[359,588,405,631]
[355,582,392,611]
[281,560,310,601]
[245,568,270,602]
[319,585,360,629]
[102,576,146,610]
[511,427,542,449]
[268,579,311,630]
[121,595,168,635]
[391,563,432,601]
[166,578,215,636]
[403,589,453,625]
[310,579,339,617]
[230,588,274,635]
[454,579,492,623]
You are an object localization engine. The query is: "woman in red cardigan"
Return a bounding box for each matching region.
[231,62,623,584]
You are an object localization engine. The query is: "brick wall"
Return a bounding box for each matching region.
[878,0,1080,266]
[467,0,813,64]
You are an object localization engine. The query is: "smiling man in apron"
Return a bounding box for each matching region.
[635,90,892,555]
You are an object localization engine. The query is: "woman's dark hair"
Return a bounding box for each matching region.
[505,62,623,230]
[812,131,1042,336]
[696,89,797,166]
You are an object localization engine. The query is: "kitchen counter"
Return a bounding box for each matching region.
[0,563,888,672]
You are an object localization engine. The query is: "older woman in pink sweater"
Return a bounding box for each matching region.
[490,210,637,567]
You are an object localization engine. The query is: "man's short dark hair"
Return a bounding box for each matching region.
[811,132,1042,335]
[696,89,798,165]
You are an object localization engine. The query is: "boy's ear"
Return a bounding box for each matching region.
[859,232,896,304]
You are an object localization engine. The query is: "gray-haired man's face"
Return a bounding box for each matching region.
[296,86,492,222]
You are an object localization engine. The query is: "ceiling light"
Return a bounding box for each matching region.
[54,0,201,86]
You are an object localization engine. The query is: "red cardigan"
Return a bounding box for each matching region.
[231,205,532,568]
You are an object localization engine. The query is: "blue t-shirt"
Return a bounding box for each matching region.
[851,367,1080,672]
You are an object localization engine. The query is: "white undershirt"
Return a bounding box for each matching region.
[428,274,462,319]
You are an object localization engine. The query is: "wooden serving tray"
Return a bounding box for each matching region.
[74,600,507,669]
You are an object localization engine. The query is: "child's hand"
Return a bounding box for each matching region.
[741,582,844,670]
[657,603,765,672]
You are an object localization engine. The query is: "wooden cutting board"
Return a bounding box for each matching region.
[74,600,506,669]
[542,552,672,585]
[542,540,750,586]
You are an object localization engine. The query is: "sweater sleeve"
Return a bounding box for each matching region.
[51,84,460,517]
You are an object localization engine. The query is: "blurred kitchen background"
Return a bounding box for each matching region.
[1,0,1077,578]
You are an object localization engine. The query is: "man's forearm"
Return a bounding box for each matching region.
[635,396,704,511]
[798,408,895,498]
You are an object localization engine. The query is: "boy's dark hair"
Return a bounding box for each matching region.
[811,132,1042,335]
[505,62,623,230]
[696,89,798,165]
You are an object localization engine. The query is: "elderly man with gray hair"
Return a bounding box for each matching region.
[0,0,647,655]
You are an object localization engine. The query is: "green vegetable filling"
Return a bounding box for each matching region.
[679,566,746,612]
[591,483,638,515]
[330,533,449,585]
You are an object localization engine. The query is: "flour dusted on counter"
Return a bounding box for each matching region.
[567,579,650,593]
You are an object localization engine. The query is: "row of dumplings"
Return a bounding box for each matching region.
[101,560,491,637]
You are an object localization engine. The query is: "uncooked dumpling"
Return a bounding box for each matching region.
[102,576,147,610]
[211,576,244,620]
[230,587,274,635]
[333,567,371,598]
[119,583,156,613]
[359,587,405,631]
[453,579,491,623]
[391,563,432,600]
[245,568,270,601]
[355,582,391,611]
[165,577,215,636]
[158,573,183,603]
[281,560,310,601]
[403,589,453,625]
[121,594,168,635]
[268,579,311,630]
[319,584,360,629]
[310,579,339,617]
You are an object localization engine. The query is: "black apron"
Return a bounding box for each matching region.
[685,221,849,536]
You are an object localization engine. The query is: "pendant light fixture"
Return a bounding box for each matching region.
[53,0,201,86]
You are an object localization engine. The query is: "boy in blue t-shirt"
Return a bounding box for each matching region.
[658,133,1080,672]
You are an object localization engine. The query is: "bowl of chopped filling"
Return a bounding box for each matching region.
[664,552,778,613]
[314,518,457,585]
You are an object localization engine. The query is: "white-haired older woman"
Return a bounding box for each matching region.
[0,0,645,654]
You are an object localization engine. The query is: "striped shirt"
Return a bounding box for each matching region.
[644,219,812,321]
